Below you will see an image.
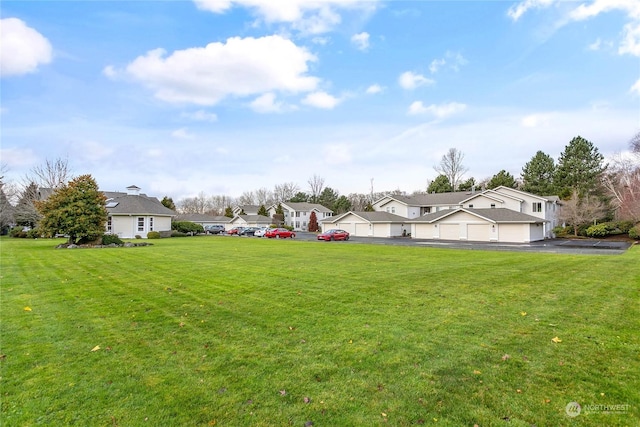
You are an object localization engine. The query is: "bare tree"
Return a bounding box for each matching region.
[308,174,325,203]
[273,182,299,203]
[237,191,256,206]
[26,157,73,189]
[557,189,607,236]
[434,148,468,191]
[208,195,234,216]
[254,187,274,207]
[602,153,640,222]
[631,132,640,157]
[178,191,211,214]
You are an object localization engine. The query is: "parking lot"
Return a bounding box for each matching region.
[248,231,634,255]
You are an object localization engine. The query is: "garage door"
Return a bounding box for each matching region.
[439,224,459,240]
[467,224,491,242]
[355,223,370,236]
[336,222,355,234]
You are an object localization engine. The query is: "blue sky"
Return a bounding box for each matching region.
[1,0,639,200]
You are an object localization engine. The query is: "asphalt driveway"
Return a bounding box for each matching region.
[294,232,634,255]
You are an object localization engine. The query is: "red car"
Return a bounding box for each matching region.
[227,227,241,235]
[317,229,350,241]
[265,228,296,239]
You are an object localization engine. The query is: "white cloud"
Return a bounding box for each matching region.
[0,18,52,77]
[77,140,115,162]
[302,91,341,109]
[429,51,468,74]
[398,71,434,90]
[123,35,319,105]
[250,92,285,113]
[172,128,195,139]
[0,146,38,167]
[569,0,640,56]
[408,101,467,118]
[507,0,555,22]
[102,65,117,79]
[429,58,446,74]
[194,0,380,35]
[351,32,370,50]
[588,38,602,51]
[365,84,383,94]
[181,110,218,122]
[631,78,640,95]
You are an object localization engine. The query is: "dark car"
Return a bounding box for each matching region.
[265,228,296,239]
[239,227,259,236]
[317,229,350,241]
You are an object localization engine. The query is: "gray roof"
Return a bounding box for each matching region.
[377,191,479,207]
[326,211,408,223]
[106,193,175,216]
[174,214,231,223]
[408,208,546,224]
[233,214,272,224]
[281,202,333,213]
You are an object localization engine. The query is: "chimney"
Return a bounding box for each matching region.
[126,185,141,196]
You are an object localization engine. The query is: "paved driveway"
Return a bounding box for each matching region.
[295,232,634,255]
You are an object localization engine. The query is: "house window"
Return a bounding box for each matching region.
[137,217,144,232]
[532,202,542,213]
[468,204,474,208]
[490,204,496,208]
[296,212,300,217]
[149,217,154,231]
[303,221,307,227]
[386,207,390,213]
[107,216,112,232]
[391,207,395,214]
[295,221,300,228]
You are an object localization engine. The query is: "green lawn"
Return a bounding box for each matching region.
[1,236,638,426]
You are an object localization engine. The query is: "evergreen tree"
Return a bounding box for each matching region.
[224,206,234,218]
[458,177,477,192]
[14,182,40,228]
[487,170,518,189]
[427,175,453,193]
[521,151,556,196]
[318,187,339,209]
[364,202,374,212]
[36,175,107,244]
[333,195,352,214]
[308,211,319,232]
[257,205,268,216]
[554,136,606,199]
[161,196,176,211]
[289,192,309,202]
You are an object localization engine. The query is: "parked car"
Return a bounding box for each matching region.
[205,225,225,234]
[317,229,350,241]
[239,227,259,236]
[254,227,269,237]
[265,228,296,239]
[227,227,241,235]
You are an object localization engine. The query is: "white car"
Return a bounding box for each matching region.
[254,227,270,237]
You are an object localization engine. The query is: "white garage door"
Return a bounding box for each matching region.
[467,224,491,242]
[336,222,355,234]
[439,224,459,240]
[355,223,370,236]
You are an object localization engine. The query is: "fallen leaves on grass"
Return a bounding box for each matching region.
[23,306,32,312]
[279,390,286,396]
[91,345,101,352]
[551,336,562,343]
[303,396,311,404]
[473,370,482,375]
[501,354,511,361]
[520,311,527,316]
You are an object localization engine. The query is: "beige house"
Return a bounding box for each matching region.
[227,214,272,229]
[343,186,559,243]
[105,185,175,238]
[321,211,408,237]
[267,202,333,231]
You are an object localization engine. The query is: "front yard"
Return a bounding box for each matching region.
[1,236,638,426]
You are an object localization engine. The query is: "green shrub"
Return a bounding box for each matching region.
[586,223,610,238]
[147,231,161,239]
[629,225,640,240]
[10,226,27,238]
[614,220,635,234]
[135,235,142,239]
[26,228,41,239]
[102,234,124,245]
[171,221,204,234]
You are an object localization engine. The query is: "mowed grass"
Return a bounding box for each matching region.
[1,237,638,426]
